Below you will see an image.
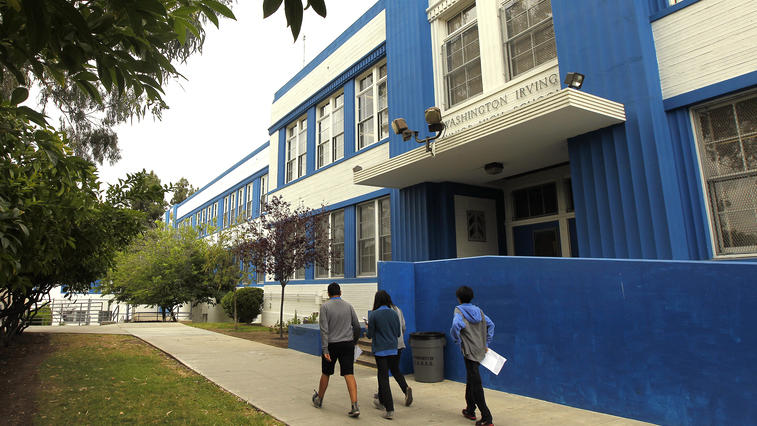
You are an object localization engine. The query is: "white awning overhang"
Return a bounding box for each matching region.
[354,88,626,188]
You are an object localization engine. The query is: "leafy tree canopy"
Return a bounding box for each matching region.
[170,177,197,205]
[234,195,329,336]
[104,224,222,320]
[106,169,168,226]
[221,287,263,323]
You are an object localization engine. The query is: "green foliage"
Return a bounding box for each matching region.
[221,287,264,323]
[105,224,218,319]
[263,0,327,40]
[302,311,318,324]
[0,0,237,164]
[0,106,144,345]
[170,177,197,205]
[106,169,169,226]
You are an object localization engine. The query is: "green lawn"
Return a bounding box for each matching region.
[181,322,270,332]
[35,334,281,425]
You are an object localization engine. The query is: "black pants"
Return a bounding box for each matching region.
[389,348,408,394]
[375,355,394,411]
[464,357,492,422]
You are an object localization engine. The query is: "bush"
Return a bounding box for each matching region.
[220,288,264,324]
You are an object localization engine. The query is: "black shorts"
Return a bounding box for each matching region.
[322,341,355,376]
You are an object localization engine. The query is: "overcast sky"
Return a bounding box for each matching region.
[96,1,375,191]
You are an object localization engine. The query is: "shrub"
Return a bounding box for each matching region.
[220,288,264,324]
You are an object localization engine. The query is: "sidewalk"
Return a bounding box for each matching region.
[29,323,653,425]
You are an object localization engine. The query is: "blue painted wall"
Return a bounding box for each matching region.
[379,256,757,425]
[395,182,504,262]
[553,0,695,260]
[385,0,436,158]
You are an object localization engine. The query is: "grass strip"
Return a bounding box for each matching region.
[35,334,281,425]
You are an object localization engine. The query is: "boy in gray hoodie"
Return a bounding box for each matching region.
[450,286,495,426]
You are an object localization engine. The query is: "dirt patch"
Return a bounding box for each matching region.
[208,329,289,349]
[0,333,51,426]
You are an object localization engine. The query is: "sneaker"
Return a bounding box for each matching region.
[311,390,322,408]
[373,398,384,410]
[475,420,493,426]
[348,402,360,417]
[383,410,394,420]
[404,387,413,406]
[462,408,476,420]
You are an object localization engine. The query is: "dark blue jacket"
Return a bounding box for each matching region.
[367,306,400,354]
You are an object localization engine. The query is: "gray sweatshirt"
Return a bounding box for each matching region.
[319,297,361,355]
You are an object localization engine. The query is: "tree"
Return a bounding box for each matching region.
[104,224,219,321]
[0,105,144,346]
[205,227,245,328]
[170,177,197,205]
[233,196,329,337]
[106,169,169,226]
[221,287,264,324]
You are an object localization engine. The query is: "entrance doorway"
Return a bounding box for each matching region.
[502,164,577,257]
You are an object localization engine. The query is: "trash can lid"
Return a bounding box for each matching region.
[409,331,445,340]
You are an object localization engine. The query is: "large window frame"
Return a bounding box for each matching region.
[286,117,307,183]
[237,187,244,224]
[316,209,345,279]
[259,174,268,213]
[246,183,254,219]
[317,92,345,169]
[357,197,391,276]
[443,4,482,107]
[500,0,557,80]
[356,62,388,150]
[228,192,236,227]
[692,90,757,257]
[222,196,229,228]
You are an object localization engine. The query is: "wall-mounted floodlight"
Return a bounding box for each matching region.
[564,72,585,89]
[392,106,446,154]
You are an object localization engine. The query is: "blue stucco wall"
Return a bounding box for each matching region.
[379,257,757,425]
[288,324,322,356]
[553,0,697,260]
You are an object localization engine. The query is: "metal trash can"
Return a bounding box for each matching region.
[409,332,446,383]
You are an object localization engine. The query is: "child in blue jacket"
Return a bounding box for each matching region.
[450,285,495,426]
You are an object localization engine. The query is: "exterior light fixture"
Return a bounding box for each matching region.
[352,165,363,172]
[391,106,446,154]
[484,162,504,175]
[564,72,585,89]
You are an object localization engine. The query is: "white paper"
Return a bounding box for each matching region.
[354,346,363,362]
[480,349,507,375]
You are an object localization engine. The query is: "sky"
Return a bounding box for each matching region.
[96,1,376,191]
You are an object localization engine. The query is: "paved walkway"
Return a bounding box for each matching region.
[29,324,653,425]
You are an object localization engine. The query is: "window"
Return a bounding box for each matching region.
[286,117,307,183]
[212,202,218,228]
[316,210,345,278]
[501,0,556,79]
[223,196,229,228]
[512,182,558,220]
[356,63,388,150]
[259,174,268,213]
[229,192,236,227]
[357,197,391,275]
[444,5,482,107]
[317,93,345,168]
[237,188,244,223]
[246,183,254,218]
[694,92,757,255]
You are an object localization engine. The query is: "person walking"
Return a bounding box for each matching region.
[450,285,495,426]
[312,282,362,417]
[374,296,413,406]
[366,290,400,420]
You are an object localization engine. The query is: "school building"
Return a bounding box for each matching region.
[165,1,757,424]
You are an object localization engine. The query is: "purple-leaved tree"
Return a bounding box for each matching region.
[233,196,330,338]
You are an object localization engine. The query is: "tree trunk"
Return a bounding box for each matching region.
[279,284,286,338]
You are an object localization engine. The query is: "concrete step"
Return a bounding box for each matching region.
[356,337,375,368]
